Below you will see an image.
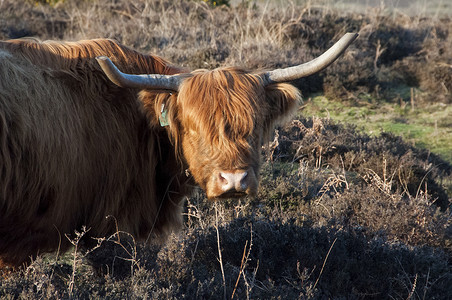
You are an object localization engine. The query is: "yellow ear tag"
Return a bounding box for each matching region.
[159,103,169,127]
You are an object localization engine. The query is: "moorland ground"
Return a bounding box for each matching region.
[0,0,451,299]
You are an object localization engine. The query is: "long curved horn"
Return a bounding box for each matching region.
[262,32,358,85]
[96,56,183,91]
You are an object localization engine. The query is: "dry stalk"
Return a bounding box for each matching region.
[231,225,254,300]
[87,230,139,277]
[373,39,386,71]
[363,158,397,200]
[50,225,62,281]
[215,202,227,300]
[312,237,337,291]
[314,169,349,219]
[316,171,349,203]
[231,240,248,299]
[65,226,90,297]
[184,197,204,230]
[411,88,415,112]
[406,273,418,300]
[84,216,140,277]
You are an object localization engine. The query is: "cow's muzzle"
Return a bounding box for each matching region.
[209,168,257,199]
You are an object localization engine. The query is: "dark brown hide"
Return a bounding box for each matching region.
[0,39,188,267]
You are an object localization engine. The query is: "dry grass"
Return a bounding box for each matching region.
[0,0,451,299]
[2,0,452,104]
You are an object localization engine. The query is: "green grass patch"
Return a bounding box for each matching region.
[301,95,452,163]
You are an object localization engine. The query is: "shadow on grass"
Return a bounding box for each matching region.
[1,217,451,299]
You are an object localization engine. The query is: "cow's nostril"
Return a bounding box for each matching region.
[240,171,248,190]
[218,172,228,184]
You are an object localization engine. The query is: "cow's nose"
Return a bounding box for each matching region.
[218,171,249,192]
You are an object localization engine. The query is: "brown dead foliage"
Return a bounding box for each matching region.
[1,0,452,103]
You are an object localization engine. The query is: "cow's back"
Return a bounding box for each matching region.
[0,39,183,267]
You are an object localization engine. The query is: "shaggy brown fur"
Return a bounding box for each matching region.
[0,39,188,268]
[0,38,300,269]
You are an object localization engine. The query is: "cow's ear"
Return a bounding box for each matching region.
[138,90,178,129]
[264,83,301,125]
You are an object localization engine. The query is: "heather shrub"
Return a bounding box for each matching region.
[270,117,451,210]
[2,216,450,299]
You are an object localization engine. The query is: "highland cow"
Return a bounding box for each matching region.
[0,33,357,269]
